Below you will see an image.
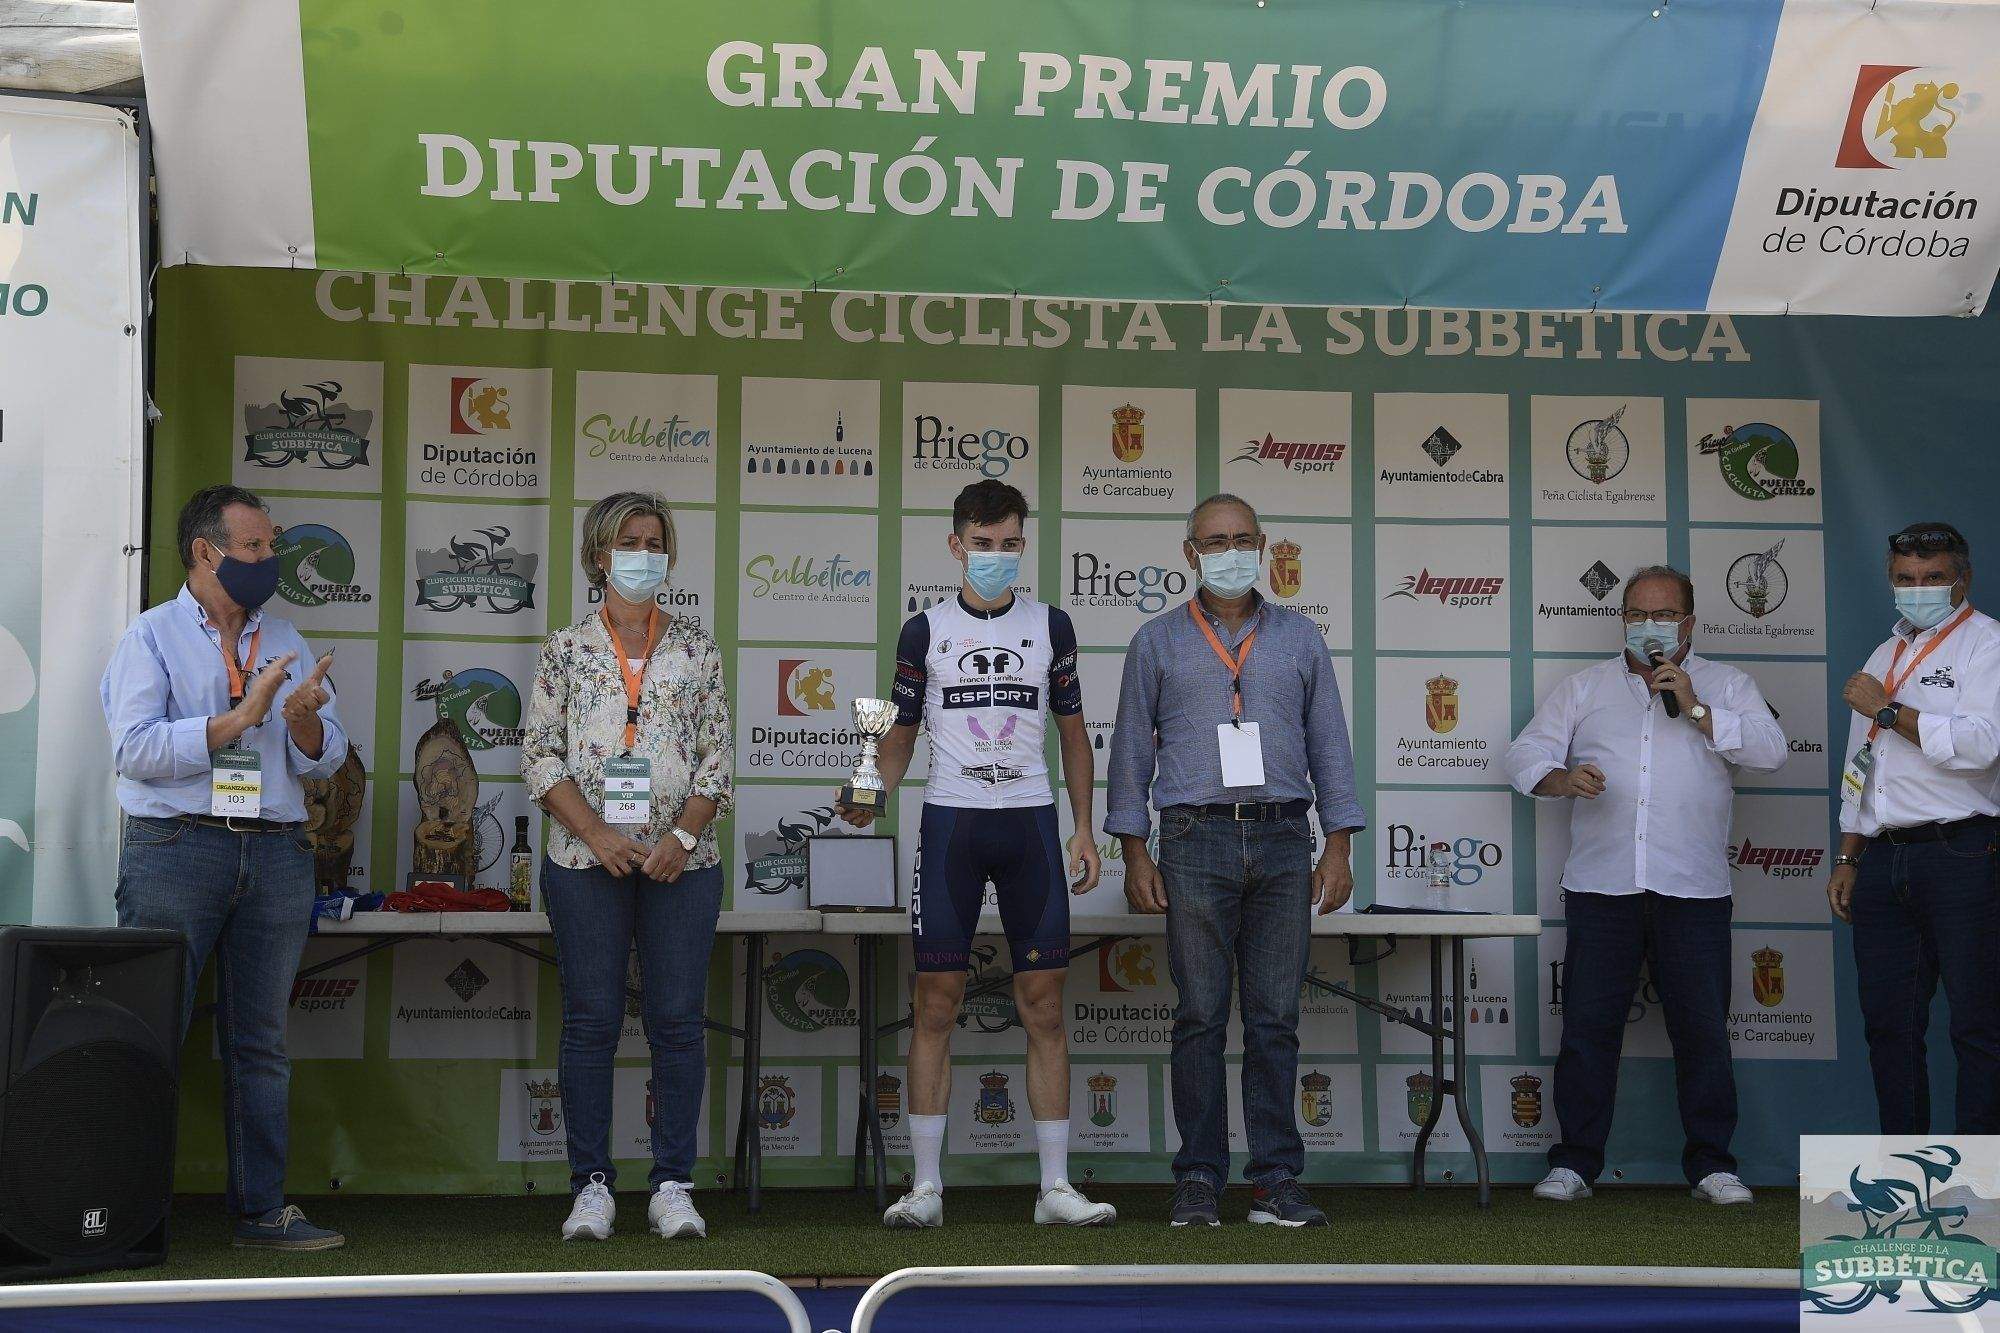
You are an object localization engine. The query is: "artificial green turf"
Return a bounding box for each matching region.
[49,1186,1795,1284]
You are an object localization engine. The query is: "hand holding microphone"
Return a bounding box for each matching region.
[1644,638,1688,719]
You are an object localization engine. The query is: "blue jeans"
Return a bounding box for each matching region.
[543,857,722,1192]
[1851,820,2000,1134]
[1159,806,1315,1189]
[113,814,313,1217]
[1550,890,1737,1186]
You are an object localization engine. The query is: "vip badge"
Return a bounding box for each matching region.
[1110,403,1146,462]
[975,1069,1016,1125]
[1268,539,1302,599]
[757,1075,798,1130]
[1752,946,1786,1008]
[1087,1072,1118,1128]
[1425,674,1460,735]
[1405,1072,1436,1127]
[1300,1070,1334,1128]
[525,1077,563,1138]
[1510,1073,1544,1128]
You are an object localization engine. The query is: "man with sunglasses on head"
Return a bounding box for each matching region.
[1831,521,2000,1134]
[1506,565,1784,1206]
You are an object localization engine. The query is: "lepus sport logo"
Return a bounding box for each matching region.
[1805,1144,2000,1315]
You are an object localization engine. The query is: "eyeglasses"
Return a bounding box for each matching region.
[1621,609,1690,624]
[1189,535,1261,555]
[1890,526,1968,556]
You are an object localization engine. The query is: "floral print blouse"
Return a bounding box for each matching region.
[522,611,734,870]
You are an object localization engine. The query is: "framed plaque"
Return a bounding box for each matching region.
[806,835,898,913]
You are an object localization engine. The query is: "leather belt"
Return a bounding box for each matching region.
[179,813,305,835]
[1174,799,1311,823]
[1879,814,1998,846]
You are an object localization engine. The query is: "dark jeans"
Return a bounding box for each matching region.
[1159,806,1315,1189]
[543,856,723,1192]
[1550,890,1737,1186]
[114,814,313,1216]
[1851,820,2000,1134]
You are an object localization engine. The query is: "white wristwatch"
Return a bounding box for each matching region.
[670,825,698,852]
[1688,703,1709,723]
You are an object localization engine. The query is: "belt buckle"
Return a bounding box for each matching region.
[1232,802,1258,821]
[224,815,260,834]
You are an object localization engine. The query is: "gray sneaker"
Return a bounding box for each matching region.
[1248,1178,1328,1227]
[1168,1177,1220,1227]
[233,1204,345,1251]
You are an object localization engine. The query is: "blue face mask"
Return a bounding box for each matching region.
[963,550,1020,601]
[1895,583,1959,631]
[213,553,280,612]
[1198,548,1260,598]
[1624,620,1684,661]
[607,550,669,603]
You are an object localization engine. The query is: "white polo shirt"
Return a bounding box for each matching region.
[1506,653,1787,898]
[1839,607,2000,838]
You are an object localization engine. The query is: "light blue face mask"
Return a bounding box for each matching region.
[963,550,1020,601]
[1624,620,1684,661]
[1895,583,1960,631]
[1198,548,1260,597]
[607,550,669,602]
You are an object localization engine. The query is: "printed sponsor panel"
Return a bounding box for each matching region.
[1295,1062,1365,1153]
[266,496,383,634]
[1480,1063,1559,1154]
[1375,655,1512,787]
[725,1063,826,1157]
[736,510,880,643]
[407,364,552,498]
[277,936,370,1059]
[1530,525,1670,654]
[1373,392,1510,520]
[737,932,864,1058]
[610,1064,713,1162]
[1727,793,1834,923]
[731,783,857,911]
[1374,522,1512,653]
[1690,527,1827,657]
[735,646,877,779]
[1370,789,1516,913]
[1375,935,1520,1057]
[572,370,718,503]
[1059,385,1196,514]
[1216,388,1353,518]
[1536,925,1673,1060]
[398,639,537,778]
[392,782,542,900]
[1686,398,1822,525]
[569,505,717,638]
[1729,659,1831,790]
[1729,927,1837,1060]
[948,1060,1031,1154]
[900,381,1040,510]
[1296,939,1363,1055]
[389,938,539,1059]
[1261,520,1354,652]
[404,499,551,638]
[836,1062,915,1161]
[1370,1062,1468,1153]
[498,1066,567,1162]
[233,355,385,494]
[1067,1063,1153,1152]
[1069,935,1175,1055]
[1529,395,1666,520]
[741,376,881,506]
[1058,517,1196,649]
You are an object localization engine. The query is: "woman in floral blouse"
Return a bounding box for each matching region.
[522,490,732,1244]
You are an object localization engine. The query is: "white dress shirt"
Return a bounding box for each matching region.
[1506,653,1787,898]
[1839,607,2000,838]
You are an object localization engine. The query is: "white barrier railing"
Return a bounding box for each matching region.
[847,1263,1799,1332]
[0,1269,813,1332]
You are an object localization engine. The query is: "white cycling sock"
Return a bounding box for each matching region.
[1035,1118,1070,1193]
[909,1113,947,1193]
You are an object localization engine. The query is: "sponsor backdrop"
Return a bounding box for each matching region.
[0,97,145,926]
[149,265,2000,1193]
[138,0,2000,314]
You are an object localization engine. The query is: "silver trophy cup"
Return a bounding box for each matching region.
[837,697,897,812]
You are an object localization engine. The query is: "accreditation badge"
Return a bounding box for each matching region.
[210,747,263,819]
[603,756,653,825]
[1841,741,1875,804]
[1217,721,1266,788]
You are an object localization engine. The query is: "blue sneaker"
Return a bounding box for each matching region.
[233,1204,346,1251]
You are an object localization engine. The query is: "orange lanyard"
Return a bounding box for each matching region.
[602,605,659,752]
[1189,599,1256,724]
[1869,604,1974,743]
[216,625,262,704]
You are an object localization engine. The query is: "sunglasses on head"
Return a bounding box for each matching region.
[1890,527,1968,556]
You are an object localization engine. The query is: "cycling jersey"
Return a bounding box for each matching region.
[891,594,1081,809]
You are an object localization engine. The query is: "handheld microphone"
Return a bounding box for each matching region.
[1643,637,1681,718]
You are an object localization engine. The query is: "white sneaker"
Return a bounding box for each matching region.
[648,1181,707,1238]
[882,1183,944,1229]
[1034,1181,1117,1226]
[561,1174,615,1240]
[1532,1167,1592,1202]
[1692,1171,1753,1205]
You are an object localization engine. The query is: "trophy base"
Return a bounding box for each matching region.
[836,783,885,812]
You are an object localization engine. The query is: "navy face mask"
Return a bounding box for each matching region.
[214,553,280,611]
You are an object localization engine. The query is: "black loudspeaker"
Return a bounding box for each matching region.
[0,926,185,1279]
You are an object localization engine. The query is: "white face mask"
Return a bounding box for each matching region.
[1894,583,1959,631]
[1197,548,1259,597]
[607,550,669,602]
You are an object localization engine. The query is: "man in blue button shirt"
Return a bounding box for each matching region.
[100,484,347,1251]
[1108,494,1365,1229]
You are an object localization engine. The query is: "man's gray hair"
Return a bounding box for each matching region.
[1623,564,1694,613]
[1185,493,1260,541]
[578,490,677,589]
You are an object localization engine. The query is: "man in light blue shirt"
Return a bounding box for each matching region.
[1108,494,1365,1229]
[100,484,347,1251]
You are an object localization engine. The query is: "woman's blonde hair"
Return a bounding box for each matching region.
[578,491,677,590]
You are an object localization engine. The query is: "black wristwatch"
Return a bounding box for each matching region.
[1875,702,1903,730]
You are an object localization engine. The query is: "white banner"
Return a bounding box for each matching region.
[0,96,144,925]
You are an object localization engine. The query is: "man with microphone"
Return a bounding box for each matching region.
[1505,565,1784,1205]
[1829,522,2000,1133]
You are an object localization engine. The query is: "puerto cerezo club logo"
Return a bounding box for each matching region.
[273,523,371,607]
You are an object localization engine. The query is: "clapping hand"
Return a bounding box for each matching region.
[236,651,298,727]
[281,651,336,728]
